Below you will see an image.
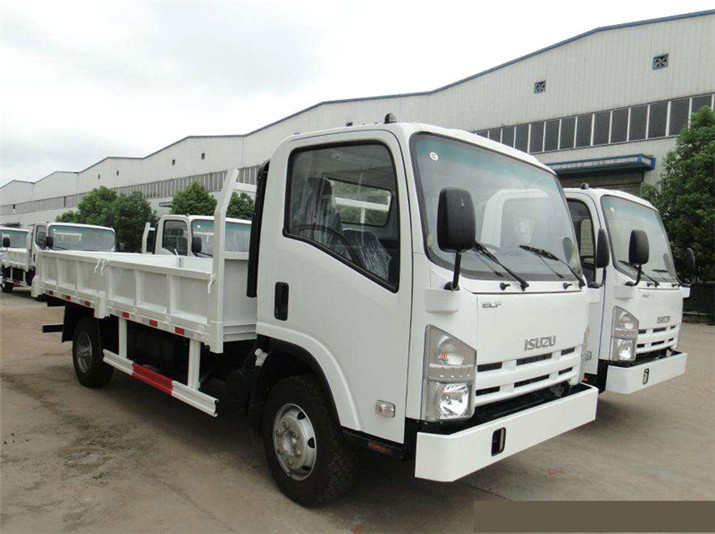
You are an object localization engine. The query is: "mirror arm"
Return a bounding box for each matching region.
[445,252,462,291]
[626,264,642,287]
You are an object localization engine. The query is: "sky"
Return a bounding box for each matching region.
[1,0,713,187]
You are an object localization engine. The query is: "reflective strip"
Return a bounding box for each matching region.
[132,363,173,395]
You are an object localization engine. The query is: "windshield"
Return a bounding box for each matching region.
[49,225,115,251]
[601,195,677,283]
[1,230,28,248]
[411,134,581,283]
[191,220,251,255]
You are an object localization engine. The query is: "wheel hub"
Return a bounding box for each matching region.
[272,403,316,480]
[76,331,92,373]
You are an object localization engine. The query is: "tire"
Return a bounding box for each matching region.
[262,374,358,506]
[72,316,113,388]
[1,281,13,293]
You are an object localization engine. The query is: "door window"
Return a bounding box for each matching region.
[35,226,47,249]
[568,200,596,283]
[285,143,399,289]
[162,220,188,255]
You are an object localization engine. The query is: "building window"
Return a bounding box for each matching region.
[629,105,647,141]
[201,153,206,160]
[501,126,515,147]
[172,159,176,166]
[648,101,667,138]
[116,170,119,176]
[534,80,546,94]
[98,174,101,179]
[611,108,628,143]
[515,124,529,152]
[668,98,689,136]
[652,53,669,70]
[544,120,559,151]
[576,114,592,147]
[692,95,713,114]
[476,130,488,138]
[593,111,610,145]
[559,117,575,149]
[488,128,501,143]
[529,121,544,153]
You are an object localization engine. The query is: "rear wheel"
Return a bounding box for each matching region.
[262,375,358,506]
[72,316,113,388]
[1,272,13,293]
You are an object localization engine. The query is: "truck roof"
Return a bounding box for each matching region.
[563,186,657,211]
[0,227,29,233]
[48,222,116,232]
[176,215,251,226]
[287,121,556,175]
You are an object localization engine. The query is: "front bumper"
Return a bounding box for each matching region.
[605,351,687,394]
[414,384,598,482]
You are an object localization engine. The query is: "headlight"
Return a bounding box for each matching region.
[423,382,471,420]
[422,326,476,421]
[611,307,638,361]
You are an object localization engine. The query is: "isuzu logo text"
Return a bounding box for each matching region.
[524,336,556,351]
[656,315,671,324]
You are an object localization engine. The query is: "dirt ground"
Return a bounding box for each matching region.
[1,288,713,533]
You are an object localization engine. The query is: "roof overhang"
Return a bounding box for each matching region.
[547,154,656,175]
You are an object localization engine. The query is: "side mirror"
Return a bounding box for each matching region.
[626,230,649,286]
[628,229,649,266]
[2,236,9,248]
[118,242,126,252]
[45,235,54,249]
[437,188,476,290]
[191,236,202,256]
[595,229,610,268]
[588,229,611,289]
[684,247,696,285]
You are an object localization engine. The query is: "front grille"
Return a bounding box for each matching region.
[517,353,551,366]
[474,345,581,406]
[636,324,680,356]
[515,374,550,388]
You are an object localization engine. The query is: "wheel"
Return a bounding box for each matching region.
[262,375,358,506]
[1,280,13,293]
[72,316,113,388]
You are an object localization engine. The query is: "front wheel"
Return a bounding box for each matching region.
[72,316,113,388]
[262,375,358,506]
[1,275,13,293]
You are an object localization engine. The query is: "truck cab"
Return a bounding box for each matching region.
[142,214,251,256]
[565,186,691,394]
[1,227,31,293]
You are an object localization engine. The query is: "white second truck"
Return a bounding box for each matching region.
[3,223,116,293]
[141,215,252,257]
[565,186,693,394]
[35,121,598,505]
[1,227,31,293]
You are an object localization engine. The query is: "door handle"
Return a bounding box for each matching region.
[274,282,289,321]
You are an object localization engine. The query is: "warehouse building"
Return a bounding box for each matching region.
[1,9,713,227]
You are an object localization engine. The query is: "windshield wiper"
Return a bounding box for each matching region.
[473,241,529,291]
[618,261,660,287]
[519,245,585,288]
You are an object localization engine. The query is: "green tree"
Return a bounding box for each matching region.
[76,186,118,227]
[171,181,217,216]
[110,192,157,252]
[227,192,255,220]
[642,107,715,281]
[55,210,80,223]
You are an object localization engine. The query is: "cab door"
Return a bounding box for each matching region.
[32,224,47,264]
[257,130,412,443]
[568,196,604,374]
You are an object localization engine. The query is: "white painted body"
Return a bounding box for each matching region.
[35,124,598,482]
[565,187,688,394]
[1,227,31,287]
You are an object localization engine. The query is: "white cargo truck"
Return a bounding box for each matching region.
[141,215,251,257]
[565,186,693,394]
[1,227,31,293]
[3,223,115,293]
[35,120,598,505]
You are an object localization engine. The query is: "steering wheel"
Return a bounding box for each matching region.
[291,224,364,268]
